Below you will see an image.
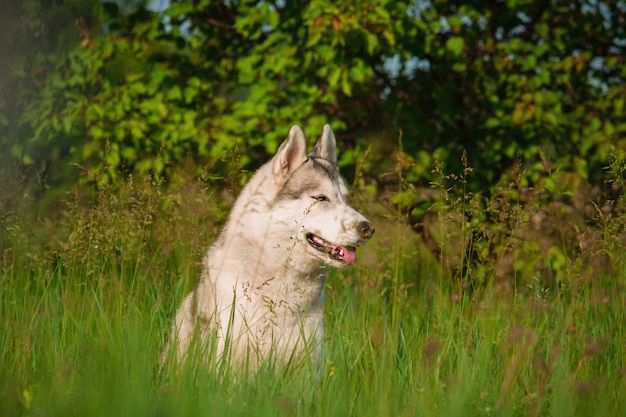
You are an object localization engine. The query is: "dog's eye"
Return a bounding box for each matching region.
[312,195,329,202]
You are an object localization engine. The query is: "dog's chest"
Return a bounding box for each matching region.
[242,273,325,316]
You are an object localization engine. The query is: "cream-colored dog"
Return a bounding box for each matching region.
[167,125,374,371]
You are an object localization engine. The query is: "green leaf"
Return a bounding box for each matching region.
[341,71,352,96]
[328,67,342,89]
[121,146,136,159]
[167,85,182,101]
[452,62,467,72]
[365,32,378,55]
[445,37,465,56]
[485,118,500,128]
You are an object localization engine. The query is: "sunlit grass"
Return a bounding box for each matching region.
[1,179,625,417]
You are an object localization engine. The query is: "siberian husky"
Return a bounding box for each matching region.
[167,124,374,371]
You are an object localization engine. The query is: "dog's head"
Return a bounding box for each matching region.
[270,125,375,268]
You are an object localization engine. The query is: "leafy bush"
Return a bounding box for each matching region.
[1,0,625,196]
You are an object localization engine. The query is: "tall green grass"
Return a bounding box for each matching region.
[1,177,624,417]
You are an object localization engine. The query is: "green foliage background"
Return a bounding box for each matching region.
[2,2,626,415]
[2,0,626,287]
[2,0,625,192]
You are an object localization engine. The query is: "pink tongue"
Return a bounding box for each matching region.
[341,246,357,265]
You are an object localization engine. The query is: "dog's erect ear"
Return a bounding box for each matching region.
[310,124,337,165]
[272,125,308,181]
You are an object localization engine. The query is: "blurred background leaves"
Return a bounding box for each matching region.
[2,0,624,193]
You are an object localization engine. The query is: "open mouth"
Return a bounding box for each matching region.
[306,233,357,265]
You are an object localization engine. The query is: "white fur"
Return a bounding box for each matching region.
[168,124,374,371]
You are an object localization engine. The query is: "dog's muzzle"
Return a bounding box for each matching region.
[306,220,374,266]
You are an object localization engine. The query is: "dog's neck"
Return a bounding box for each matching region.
[208,238,323,283]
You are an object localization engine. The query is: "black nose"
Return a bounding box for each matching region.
[358,220,375,240]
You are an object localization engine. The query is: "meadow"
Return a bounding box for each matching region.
[1,172,625,417]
